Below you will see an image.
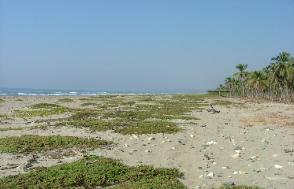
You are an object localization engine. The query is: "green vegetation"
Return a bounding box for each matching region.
[0,135,110,153]
[0,114,12,120]
[58,113,180,135]
[55,95,205,134]
[0,98,4,103]
[80,102,97,106]
[0,156,186,189]
[15,103,70,118]
[11,95,205,134]
[0,127,24,131]
[57,98,74,103]
[219,52,294,102]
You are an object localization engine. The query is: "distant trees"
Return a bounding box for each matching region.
[219,52,294,102]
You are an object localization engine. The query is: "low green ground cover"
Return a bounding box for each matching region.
[0,156,186,189]
[0,135,110,153]
[57,98,74,103]
[15,103,70,117]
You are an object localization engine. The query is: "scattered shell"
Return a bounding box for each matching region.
[272,154,278,158]
[233,171,238,175]
[148,137,155,141]
[207,172,214,178]
[190,134,194,138]
[274,164,283,169]
[235,150,241,154]
[171,147,176,150]
[212,162,217,165]
[221,166,228,169]
[132,134,139,139]
[238,171,246,175]
[250,156,257,160]
[198,175,203,179]
[145,149,151,153]
[232,153,240,159]
[230,138,236,146]
[207,141,218,145]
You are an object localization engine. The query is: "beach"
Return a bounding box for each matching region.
[0,95,293,188]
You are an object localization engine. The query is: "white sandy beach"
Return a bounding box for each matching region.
[0,96,293,189]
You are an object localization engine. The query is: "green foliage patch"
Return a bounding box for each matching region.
[57,98,74,103]
[54,95,205,135]
[80,102,97,106]
[0,156,186,189]
[0,135,110,153]
[15,103,70,118]
[0,127,24,131]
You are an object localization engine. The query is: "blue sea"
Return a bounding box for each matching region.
[0,88,207,96]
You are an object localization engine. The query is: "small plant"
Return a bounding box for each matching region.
[81,102,97,106]
[0,156,186,189]
[57,98,74,103]
[15,103,70,118]
[0,127,24,132]
[30,103,62,109]
[0,135,110,153]
[0,98,4,103]
[0,114,12,120]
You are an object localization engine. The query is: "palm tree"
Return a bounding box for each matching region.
[219,52,294,102]
[270,52,291,100]
[248,71,267,98]
[235,64,248,97]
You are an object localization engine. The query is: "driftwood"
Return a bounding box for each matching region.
[207,104,220,114]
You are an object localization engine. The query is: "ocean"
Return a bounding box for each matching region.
[0,88,207,96]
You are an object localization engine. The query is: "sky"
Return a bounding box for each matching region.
[0,0,294,92]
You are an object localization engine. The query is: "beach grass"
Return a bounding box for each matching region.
[80,102,97,106]
[0,156,186,189]
[15,103,70,118]
[0,98,4,103]
[0,135,110,153]
[0,114,12,120]
[15,95,206,134]
[57,98,74,103]
[0,127,24,131]
[54,95,206,134]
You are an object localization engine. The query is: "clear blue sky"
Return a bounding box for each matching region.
[0,0,293,91]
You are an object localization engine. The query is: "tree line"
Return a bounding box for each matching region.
[218,52,294,102]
